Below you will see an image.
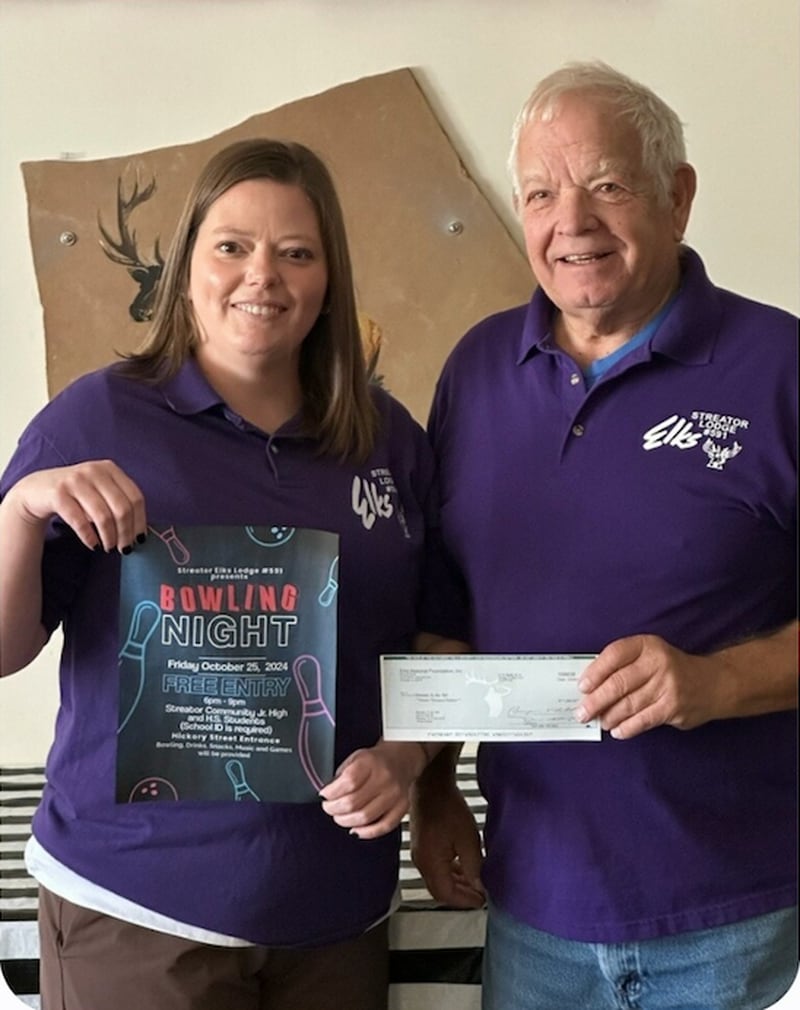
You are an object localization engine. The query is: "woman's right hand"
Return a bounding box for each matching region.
[5,460,147,554]
[1,461,147,674]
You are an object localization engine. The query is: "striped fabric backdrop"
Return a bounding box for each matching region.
[1,756,485,1009]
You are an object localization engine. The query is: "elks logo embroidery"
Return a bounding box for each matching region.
[351,468,410,537]
[642,411,749,471]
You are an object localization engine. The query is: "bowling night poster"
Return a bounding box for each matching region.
[116,524,339,804]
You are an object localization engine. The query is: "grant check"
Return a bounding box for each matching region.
[380,654,601,742]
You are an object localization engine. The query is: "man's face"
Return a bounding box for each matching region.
[514,94,692,335]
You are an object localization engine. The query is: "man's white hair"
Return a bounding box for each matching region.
[508,61,688,207]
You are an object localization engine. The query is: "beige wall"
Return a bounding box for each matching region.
[1,0,798,765]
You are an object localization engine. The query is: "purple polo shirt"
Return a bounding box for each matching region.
[429,248,798,941]
[1,359,438,946]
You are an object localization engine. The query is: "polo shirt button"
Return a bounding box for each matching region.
[569,373,581,386]
[572,424,585,437]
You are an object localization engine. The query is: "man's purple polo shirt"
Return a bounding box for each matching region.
[428,248,798,941]
[1,358,438,946]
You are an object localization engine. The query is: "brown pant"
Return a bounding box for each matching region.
[39,886,389,1010]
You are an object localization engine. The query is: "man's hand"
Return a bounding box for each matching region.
[575,624,798,739]
[410,752,485,909]
[574,634,716,739]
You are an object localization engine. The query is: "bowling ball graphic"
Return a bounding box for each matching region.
[245,526,295,548]
[129,777,179,802]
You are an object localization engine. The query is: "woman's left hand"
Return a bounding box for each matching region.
[319,740,429,839]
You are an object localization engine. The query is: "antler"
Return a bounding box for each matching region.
[465,672,498,687]
[98,177,163,269]
[98,175,165,322]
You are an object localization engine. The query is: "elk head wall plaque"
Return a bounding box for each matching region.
[22,69,532,423]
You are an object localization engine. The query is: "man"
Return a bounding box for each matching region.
[412,62,798,1009]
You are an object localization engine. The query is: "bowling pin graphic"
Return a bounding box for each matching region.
[292,654,335,792]
[318,556,339,607]
[118,600,162,733]
[147,525,191,565]
[225,759,261,801]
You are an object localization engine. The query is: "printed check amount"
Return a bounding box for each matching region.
[380,654,601,742]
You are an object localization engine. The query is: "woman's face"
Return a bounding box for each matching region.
[188,178,328,378]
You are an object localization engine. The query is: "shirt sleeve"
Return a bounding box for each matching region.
[417,373,472,643]
[1,424,93,635]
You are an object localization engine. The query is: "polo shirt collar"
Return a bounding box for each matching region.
[650,248,722,365]
[516,246,722,367]
[159,356,225,415]
[517,289,553,364]
[157,355,307,438]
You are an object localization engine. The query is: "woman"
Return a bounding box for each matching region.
[0,139,439,1010]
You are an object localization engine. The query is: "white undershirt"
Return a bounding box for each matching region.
[26,834,254,946]
[26,834,398,944]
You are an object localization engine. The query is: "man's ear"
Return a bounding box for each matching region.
[671,163,697,241]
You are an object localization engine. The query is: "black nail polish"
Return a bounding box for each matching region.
[136,532,147,545]
[121,545,133,556]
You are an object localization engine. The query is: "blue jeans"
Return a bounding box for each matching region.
[483,901,798,1010]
